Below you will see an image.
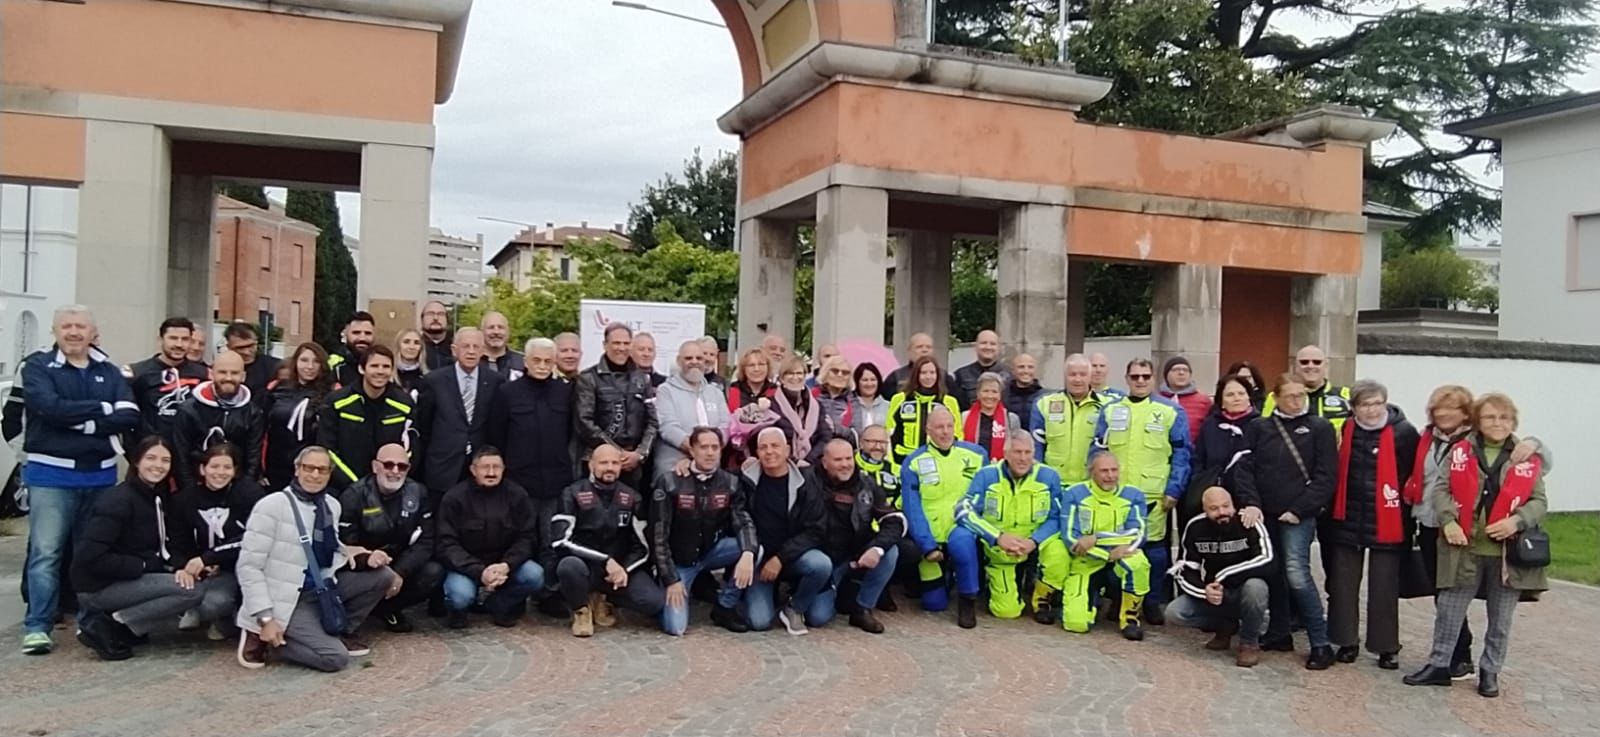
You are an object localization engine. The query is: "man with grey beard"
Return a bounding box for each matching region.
[653,340,731,480]
[337,443,443,633]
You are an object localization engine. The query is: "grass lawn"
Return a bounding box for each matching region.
[1546,511,1600,586]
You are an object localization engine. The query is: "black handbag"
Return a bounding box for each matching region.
[285,490,349,635]
[1506,527,1551,569]
[1398,541,1435,599]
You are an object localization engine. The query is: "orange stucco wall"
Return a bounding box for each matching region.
[741,84,843,202]
[0,113,85,184]
[1220,270,1292,378]
[1067,208,1362,275]
[1,0,437,124]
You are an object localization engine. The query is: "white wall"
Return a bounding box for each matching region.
[1498,112,1600,345]
[0,185,80,375]
[1358,229,1383,311]
[950,335,1153,387]
[1357,353,1599,511]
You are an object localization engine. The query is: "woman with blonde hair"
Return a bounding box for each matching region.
[812,355,855,439]
[773,356,830,466]
[391,329,428,395]
[726,347,776,410]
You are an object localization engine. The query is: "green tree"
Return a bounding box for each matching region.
[950,240,998,342]
[285,190,355,348]
[1380,247,1489,309]
[218,183,269,209]
[625,149,738,252]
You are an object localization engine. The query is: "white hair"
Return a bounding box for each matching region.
[1065,353,1090,369]
[526,337,556,354]
[53,304,95,327]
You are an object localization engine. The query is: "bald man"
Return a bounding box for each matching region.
[952,329,1010,410]
[1089,352,1125,402]
[415,328,505,507]
[1167,486,1275,667]
[479,311,524,378]
[1261,345,1352,433]
[761,334,790,368]
[171,349,264,488]
[886,332,955,394]
[555,332,583,378]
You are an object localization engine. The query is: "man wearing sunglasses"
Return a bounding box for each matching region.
[1262,345,1352,433]
[1090,358,1191,627]
[337,444,443,634]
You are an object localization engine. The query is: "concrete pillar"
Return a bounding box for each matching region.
[1290,274,1359,385]
[1065,258,1088,354]
[1151,263,1223,390]
[997,204,1068,381]
[359,143,432,340]
[167,174,216,333]
[814,186,889,347]
[893,231,952,361]
[77,121,171,364]
[736,217,796,351]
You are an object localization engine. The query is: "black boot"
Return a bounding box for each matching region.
[849,608,885,634]
[383,610,414,634]
[711,605,750,633]
[446,609,469,630]
[1404,665,1454,686]
[957,596,977,629]
[1142,599,1165,626]
[876,590,899,613]
[1378,652,1400,670]
[76,610,133,661]
[1261,636,1295,652]
[1335,645,1359,663]
[1033,591,1061,626]
[1477,670,1500,698]
[1305,645,1335,671]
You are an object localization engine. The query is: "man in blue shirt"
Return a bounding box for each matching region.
[19,306,140,655]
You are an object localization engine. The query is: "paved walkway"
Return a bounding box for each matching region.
[2,534,1598,737]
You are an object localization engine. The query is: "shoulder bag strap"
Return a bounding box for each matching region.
[1272,418,1311,486]
[283,490,331,593]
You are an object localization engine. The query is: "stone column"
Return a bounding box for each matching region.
[77,121,172,363]
[167,174,217,333]
[1290,274,1359,385]
[736,217,796,351]
[997,204,1068,381]
[359,143,432,340]
[1065,258,1089,355]
[1151,263,1223,390]
[893,231,953,361]
[814,186,889,347]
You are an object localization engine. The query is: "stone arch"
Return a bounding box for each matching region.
[711,0,900,95]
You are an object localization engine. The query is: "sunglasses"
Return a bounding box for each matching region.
[1298,359,1325,366]
[1127,373,1153,381]
[380,461,411,472]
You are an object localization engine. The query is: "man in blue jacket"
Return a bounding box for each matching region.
[19,306,140,655]
[949,434,1064,628]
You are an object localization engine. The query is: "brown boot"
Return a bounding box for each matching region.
[1236,644,1262,668]
[571,606,594,638]
[590,593,617,627]
[1205,632,1233,651]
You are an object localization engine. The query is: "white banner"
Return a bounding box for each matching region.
[579,299,707,375]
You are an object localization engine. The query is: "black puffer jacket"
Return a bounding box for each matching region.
[649,468,756,585]
[1324,407,1420,551]
[262,382,324,489]
[171,382,264,488]
[574,359,658,454]
[551,477,650,571]
[485,374,577,499]
[1232,412,1339,520]
[1003,379,1049,432]
[338,477,434,579]
[72,478,180,593]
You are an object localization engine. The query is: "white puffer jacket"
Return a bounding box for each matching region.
[235,489,349,633]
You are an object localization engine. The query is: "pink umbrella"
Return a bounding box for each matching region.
[836,340,899,377]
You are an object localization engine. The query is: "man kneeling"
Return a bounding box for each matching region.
[436,448,546,629]
[1166,486,1275,667]
[1035,453,1151,640]
[553,444,664,637]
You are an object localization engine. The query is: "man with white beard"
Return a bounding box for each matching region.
[652,340,731,480]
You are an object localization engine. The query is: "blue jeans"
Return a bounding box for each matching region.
[443,561,546,616]
[1266,518,1330,648]
[660,537,746,636]
[1165,578,1270,647]
[810,545,900,626]
[25,485,110,633]
[744,549,832,630]
[1144,539,1171,608]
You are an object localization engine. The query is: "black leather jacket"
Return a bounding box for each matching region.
[649,468,757,585]
[337,476,434,579]
[171,382,264,488]
[551,477,651,571]
[574,358,658,453]
[818,467,906,562]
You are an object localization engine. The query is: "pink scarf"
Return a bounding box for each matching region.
[775,387,821,462]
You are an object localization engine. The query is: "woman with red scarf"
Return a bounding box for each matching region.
[959,372,1016,461]
[1325,379,1419,671]
[1404,393,1548,699]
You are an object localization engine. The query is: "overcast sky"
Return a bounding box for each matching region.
[332,0,1598,254]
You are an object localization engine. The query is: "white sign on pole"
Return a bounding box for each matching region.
[579,299,707,375]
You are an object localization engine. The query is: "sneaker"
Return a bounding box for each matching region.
[1236,645,1262,668]
[447,610,469,630]
[710,605,750,633]
[1305,645,1335,671]
[178,609,202,631]
[384,611,415,633]
[571,606,595,638]
[1449,661,1476,680]
[957,596,977,630]
[777,606,809,636]
[340,635,371,657]
[1204,633,1233,651]
[21,632,53,655]
[237,631,268,669]
[849,608,885,634]
[206,623,228,642]
[76,611,133,661]
[591,593,617,628]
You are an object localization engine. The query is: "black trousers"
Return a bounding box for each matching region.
[554,555,665,616]
[1419,525,1474,665]
[1327,543,1402,654]
[372,560,447,618]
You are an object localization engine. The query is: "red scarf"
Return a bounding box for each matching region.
[726,381,774,410]
[1402,429,1434,506]
[963,405,1009,460]
[1335,422,1404,544]
[1447,439,1539,539]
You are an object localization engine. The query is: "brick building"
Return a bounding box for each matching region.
[213,194,317,346]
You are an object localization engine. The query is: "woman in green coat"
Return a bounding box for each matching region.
[1404,392,1547,699]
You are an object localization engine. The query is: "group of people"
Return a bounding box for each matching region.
[6,305,1552,698]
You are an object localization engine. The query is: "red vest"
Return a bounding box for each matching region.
[1447,439,1539,539]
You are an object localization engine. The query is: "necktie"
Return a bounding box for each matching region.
[462,373,476,424]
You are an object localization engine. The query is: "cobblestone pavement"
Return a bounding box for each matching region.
[4,575,1599,737]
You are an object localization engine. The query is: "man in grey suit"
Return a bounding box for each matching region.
[414,328,503,510]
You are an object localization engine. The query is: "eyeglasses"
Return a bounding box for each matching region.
[1298,359,1325,366]
[782,371,806,378]
[1356,399,1388,409]
[380,461,411,472]
[826,368,850,375]
[298,464,332,474]
[1127,373,1153,381]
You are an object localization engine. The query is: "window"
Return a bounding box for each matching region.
[293,243,305,279]
[290,301,303,336]
[559,256,572,281]
[257,297,271,318]
[260,235,273,271]
[1573,213,1600,291]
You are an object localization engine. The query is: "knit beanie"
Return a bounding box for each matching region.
[1161,356,1191,382]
